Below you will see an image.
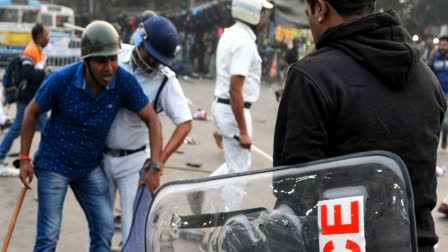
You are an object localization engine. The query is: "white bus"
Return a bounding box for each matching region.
[40,3,74,35]
[0,0,40,64]
[40,3,80,70]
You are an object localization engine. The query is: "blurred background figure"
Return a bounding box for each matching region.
[0,98,11,131]
[275,36,301,102]
[0,23,49,177]
[428,35,448,149]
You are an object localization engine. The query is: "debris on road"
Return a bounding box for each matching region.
[186,162,202,168]
[192,109,208,121]
[184,136,199,145]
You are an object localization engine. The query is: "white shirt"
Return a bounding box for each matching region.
[106,44,192,149]
[214,21,262,103]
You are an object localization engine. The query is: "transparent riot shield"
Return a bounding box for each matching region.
[145,151,417,252]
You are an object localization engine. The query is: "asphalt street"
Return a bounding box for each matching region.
[0,78,447,251]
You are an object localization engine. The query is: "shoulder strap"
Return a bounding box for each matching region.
[20,56,35,66]
[153,75,169,114]
[22,55,34,62]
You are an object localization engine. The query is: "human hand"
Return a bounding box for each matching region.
[19,160,34,189]
[239,134,252,149]
[139,161,161,195]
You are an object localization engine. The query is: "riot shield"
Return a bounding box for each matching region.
[144,151,417,252]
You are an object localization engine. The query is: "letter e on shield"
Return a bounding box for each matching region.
[318,196,365,252]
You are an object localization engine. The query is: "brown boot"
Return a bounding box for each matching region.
[213,131,223,149]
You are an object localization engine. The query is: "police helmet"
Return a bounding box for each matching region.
[140,16,178,66]
[231,0,273,26]
[81,21,121,59]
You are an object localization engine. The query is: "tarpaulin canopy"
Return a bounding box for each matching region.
[273,0,308,28]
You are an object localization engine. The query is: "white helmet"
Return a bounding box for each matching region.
[231,0,273,26]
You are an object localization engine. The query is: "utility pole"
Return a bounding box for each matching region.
[82,0,93,19]
[150,0,158,11]
[89,0,94,17]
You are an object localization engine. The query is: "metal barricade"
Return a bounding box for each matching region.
[46,55,80,70]
[44,37,81,71]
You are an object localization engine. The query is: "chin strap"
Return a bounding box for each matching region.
[131,47,160,74]
[84,60,102,87]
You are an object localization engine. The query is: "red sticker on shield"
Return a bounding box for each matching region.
[318,196,365,252]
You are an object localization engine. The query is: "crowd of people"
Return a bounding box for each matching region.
[0,0,448,251]
[114,1,308,83]
[428,35,448,216]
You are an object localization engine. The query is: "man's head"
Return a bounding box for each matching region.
[305,0,376,41]
[231,0,273,26]
[81,21,121,87]
[438,36,448,56]
[292,37,301,49]
[132,16,178,72]
[32,23,49,48]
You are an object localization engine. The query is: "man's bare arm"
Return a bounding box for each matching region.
[137,103,163,194]
[138,103,163,163]
[230,75,251,149]
[19,99,42,188]
[160,120,192,165]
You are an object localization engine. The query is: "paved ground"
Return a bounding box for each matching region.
[0,77,447,251]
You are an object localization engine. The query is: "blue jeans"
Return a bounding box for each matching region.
[34,168,114,252]
[0,102,47,160]
[442,98,448,142]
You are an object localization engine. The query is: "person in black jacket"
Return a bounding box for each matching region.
[0,23,49,175]
[273,0,446,251]
[275,37,302,102]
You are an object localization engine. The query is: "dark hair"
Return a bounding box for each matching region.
[439,36,448,42]
[31,23,45,42]
[307,0,375,17]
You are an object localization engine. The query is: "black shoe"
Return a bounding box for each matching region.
[275,89,283,102]
[0,119,12,131]
[12,159,20,169]
[114,215,121,231]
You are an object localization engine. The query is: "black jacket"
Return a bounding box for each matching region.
[274,10,446,251]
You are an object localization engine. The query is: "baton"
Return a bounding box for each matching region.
[186,98,274,163]
[1,187,28,252]
[172,207,267,229]
[233,136,273,162]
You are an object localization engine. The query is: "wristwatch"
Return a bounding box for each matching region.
[148,161,161,171]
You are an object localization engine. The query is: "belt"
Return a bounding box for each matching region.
[104,145,146,157]
[216,97,252,109]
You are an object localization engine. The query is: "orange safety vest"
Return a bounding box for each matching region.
[22,42,43,65]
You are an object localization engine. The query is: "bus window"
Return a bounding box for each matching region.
[0,9,19,22]
[41,14,52,26]
[56,15,70,27]
[12,0,28,4]
[23,9,39,23]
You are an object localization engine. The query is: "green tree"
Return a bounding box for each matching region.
[376,0,448,35]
